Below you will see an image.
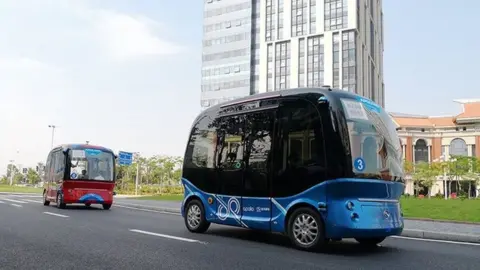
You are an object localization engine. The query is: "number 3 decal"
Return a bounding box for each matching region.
[354,157,365,172]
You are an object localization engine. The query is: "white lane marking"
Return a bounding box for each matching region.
[392,236,480,246]
[0,200,4,204]
[129,229,206,244]
[2,198,28,204]
[43,212,69,218]
[11,204,22,207]
[10,195,42,198]
[21,199,42,204]
[115,204,181,216]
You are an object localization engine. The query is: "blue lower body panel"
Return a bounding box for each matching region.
[325,199,404,239]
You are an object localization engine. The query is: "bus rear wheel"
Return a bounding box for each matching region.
[184,199,210,233]
[56,194,66,209]
[287,207,327,251]
[354,237,386,246]
[43,191,50,206]
[102,204,112,210]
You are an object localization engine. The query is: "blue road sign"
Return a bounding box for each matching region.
[118,151,133,165]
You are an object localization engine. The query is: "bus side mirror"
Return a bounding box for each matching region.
[113,191,117,196]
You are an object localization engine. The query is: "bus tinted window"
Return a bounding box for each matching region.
[214,115,245,196]
[272,98,327,197]
[183,111,218,193]
[53,151,65,182]
[243,110,275,197]
[68,149,115,181]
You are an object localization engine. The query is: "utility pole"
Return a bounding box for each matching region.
[8,159,15,186]
[48,125,57,149]
[134,152,140,196]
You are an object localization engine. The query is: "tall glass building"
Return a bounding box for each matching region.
[201,0,384,109]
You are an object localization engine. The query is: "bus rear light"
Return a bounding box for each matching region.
[68,189,72,193]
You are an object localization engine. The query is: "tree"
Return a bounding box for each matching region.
[461,156,480,198]
[445,155,471,197]
[403,159,414,175]
[26,168,41,185]
[412,161,441,198]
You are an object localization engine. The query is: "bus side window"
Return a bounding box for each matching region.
[243,110,275,197]
[45,153,52,182]
[183,111,218,194]
[214,115,245,196]
[272,98,327,197]
[53,151,65,182]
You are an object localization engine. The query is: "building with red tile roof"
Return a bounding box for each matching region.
[389,99,480,197]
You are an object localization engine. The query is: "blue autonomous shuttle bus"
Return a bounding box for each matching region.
[181,88,405,251]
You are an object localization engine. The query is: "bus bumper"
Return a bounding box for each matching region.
[325,199,404,239]
[62,189,114,205]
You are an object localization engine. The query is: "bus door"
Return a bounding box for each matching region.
[240,110,276,231]
[215,115,246,227]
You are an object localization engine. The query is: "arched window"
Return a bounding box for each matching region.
[449,138,468,156]
[414,139,428,163]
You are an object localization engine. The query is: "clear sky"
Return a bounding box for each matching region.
[0,0,477,173]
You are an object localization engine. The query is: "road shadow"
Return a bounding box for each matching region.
[46,205,104,211]
[205,227,398,256]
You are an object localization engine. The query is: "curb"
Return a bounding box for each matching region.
[404,217,480,226]
[401,229,480,244]
[114,203,480,244]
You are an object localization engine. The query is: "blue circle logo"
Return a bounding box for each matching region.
[354,157,365,172]
[70,172,78,179]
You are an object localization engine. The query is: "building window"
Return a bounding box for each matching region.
[370,61,375,100]
[324,0,348,31]
[266,0,276,41]
[298,38,305,87]
[267,44,273,91]
[473,144,476,157]
[307,35,324,87]
[278,0,284,39]
[275,41,291,90]
[291,0,307,37]
[332,33,340,88]
[370,19,375,60]
[414,139,429,164]
[450,138,468,157]
[309,0,317,34]
[342,31,356,92]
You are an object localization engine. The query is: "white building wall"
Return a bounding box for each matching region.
[256,0,384,106]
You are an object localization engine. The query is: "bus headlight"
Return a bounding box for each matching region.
[345,201,354,211]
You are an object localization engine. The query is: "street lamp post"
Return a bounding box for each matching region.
[48,125,57,149]
[133,152,140,196]
[8,159,15,186]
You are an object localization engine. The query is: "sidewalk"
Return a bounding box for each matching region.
[114,198,480,244]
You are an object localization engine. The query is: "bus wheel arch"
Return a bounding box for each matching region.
[183,195,210,233]
[285,203,327,251]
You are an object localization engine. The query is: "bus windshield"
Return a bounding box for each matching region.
[341,97,404,181]
[68,148,115,181]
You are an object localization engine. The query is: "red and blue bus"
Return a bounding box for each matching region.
[181,88,405,251]
[43,144,116,210]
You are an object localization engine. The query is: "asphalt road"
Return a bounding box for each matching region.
[1,195,480,270]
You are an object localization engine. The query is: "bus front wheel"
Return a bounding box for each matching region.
[184,199,210,233]
[354,237,386,246]
[56,194,66,209]
[102,204,112,210]
[287,207,327,251]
